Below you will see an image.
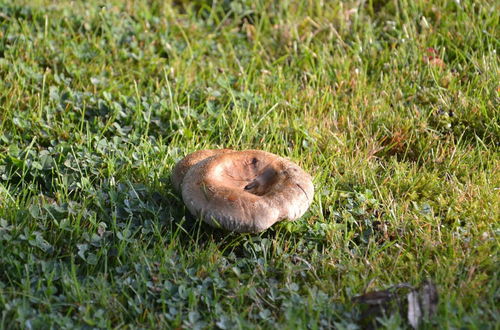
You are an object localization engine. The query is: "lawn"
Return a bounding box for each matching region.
[0,0,498,328]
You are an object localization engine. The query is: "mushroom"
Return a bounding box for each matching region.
[176,149,314,233]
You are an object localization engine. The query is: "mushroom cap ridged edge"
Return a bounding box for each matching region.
[171,149,234,192]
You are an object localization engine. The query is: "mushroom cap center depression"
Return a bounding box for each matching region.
[207,155,282,197]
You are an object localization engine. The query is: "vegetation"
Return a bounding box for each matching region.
[0,0,498,328]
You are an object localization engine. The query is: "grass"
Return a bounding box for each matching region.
[0,0,498,328]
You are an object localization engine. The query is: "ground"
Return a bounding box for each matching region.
[0,0,498,328]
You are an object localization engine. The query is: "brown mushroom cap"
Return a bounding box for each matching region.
[180,150,314,233]
[171,149,234,192]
